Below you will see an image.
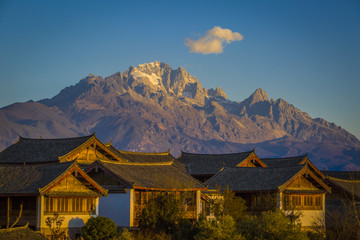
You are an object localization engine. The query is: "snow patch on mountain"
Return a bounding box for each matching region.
[130,69,161,86]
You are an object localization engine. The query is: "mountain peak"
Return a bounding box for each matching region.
[2,62,360,171]
[244,88,269,106]
[135,61,171,72]
[208,86,228,99]
[252,88,268,101]
[137,61,161,69]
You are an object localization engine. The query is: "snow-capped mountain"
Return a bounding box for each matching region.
[0,62,359,170]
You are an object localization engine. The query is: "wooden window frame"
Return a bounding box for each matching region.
[44,197,96,215]
[284,194,323,210]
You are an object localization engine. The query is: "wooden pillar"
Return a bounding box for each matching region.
[36,196,43,231]
[278,191,283,210]
[95,197,99,216]
[196,190,201,219]
[129,189,134,227]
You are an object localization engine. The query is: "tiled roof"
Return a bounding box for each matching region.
[107,145,175,163]
[205,165,305,192]
[261,155,307,168]
[89,160,206,190]
[0,161,107,196]
[0,225,47,240]
[177,151,254,175]
[325,176,360,199]
[0,135,94,164]
[322,171,360,180]
[0,162,73,195]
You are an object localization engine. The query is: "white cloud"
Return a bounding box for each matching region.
[185,26,243,54]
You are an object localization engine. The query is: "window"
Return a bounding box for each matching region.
[44,197,96,214]
[72,198,83,212]
[86,198,96,212]
[284,194,322,210]
[304,195,313,206]
[56,198,68,212]
[45,197,54,212]
[291,195,301,207]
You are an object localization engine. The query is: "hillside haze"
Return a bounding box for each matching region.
[0,61,359,170]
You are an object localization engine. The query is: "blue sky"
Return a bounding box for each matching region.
[0,0,359,139]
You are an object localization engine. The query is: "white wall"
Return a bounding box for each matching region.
[99,192,131,227]
[298,210,324,228]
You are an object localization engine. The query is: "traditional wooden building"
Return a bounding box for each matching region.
[205,165,331,228]
[105,145,175,163]
[322,171,360,237]
[0,161,107,239]
[86,158,206,227]
[177,150,266,182]
[261,154,326,180]
[0,134,124,165]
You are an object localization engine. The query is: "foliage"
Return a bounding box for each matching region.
[117,228,133,240]
[45,213,65,240]
[325,205,360,240]
[131,229,172,240]
[306,231,325,240]
[211,186,247,222]
[194,214,244,240]
[82,216,118,240]
[174,218,198,240]
[137,192,183,234]
[238,210,309,240]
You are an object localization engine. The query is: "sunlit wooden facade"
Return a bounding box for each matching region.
[86,159,206,227]
[0,134,125,165]
[179,152,332,229]
[0,162,107,239]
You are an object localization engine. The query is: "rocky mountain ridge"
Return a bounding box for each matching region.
[0,61,359,170]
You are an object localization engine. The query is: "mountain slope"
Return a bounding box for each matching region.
[1,61,359,170]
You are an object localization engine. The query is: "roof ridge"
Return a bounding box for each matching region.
[261,154,307,160]
[19,134,94,141]
[119,150,172,156]
[181,150,253,156]
[0,160,74,168]
[100,159,174,166]
[225,165,304,170]
[323,170,360,174]
[327,176,360,183]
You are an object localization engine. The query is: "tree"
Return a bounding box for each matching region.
[137,192,183,234]
[211,187,247,222]
[238,210,309,240]
[82,216,118,240]
[194,215,245,240]
[118,228,133,240]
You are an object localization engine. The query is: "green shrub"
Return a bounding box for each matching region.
[211,187,247,222]
[137,192,183,234]
[174,218,198,240]
[118,228,133,240]
[82,216,118,240]
[238,210,309,240]
[194,215,245,240]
